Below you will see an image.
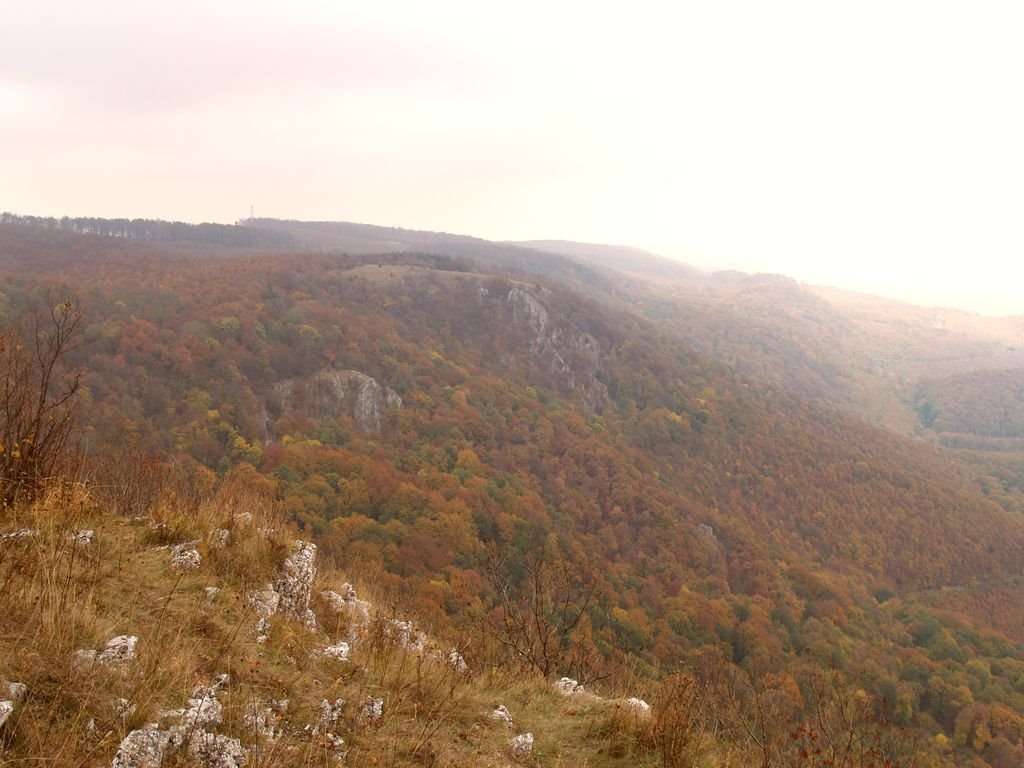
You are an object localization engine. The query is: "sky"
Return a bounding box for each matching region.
[2,1,1023,315]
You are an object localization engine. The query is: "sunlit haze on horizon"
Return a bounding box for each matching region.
[2,1,1023,315]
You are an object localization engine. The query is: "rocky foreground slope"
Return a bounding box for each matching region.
[0,482,656,767]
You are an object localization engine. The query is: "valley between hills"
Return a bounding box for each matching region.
[4,214,1024,766]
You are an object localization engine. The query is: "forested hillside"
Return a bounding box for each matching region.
[5,219,1024,765]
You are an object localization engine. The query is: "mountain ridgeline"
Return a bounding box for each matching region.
[4,216,1024,766]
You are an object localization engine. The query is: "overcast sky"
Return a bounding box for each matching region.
[3,1,1023,314]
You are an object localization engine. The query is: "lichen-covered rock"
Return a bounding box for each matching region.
[360,697,384,724]
[384,619,427,653]
[275,541,317,621]
[112,698,137,723]
[254,617,271,644]
[317,642,350,661]
[448,649,469,675]
[5,682,27,702]
[249,586,280,617]
[204,586,221,605]
[554,677,584,696]
[72,648,98,672]
[0,528,37,542]
[244,699,287,743]
[509,732,534,757]
[179,685,223,732]
[491,705,514,727]
[186,732,246,768]
[313,699,346,734]
[111,726,172,768]
[170,542,201,571]
[69,529,94,547]
[98,636,138,667]
[210,529,230,549]
[0,700,14,729]
[625,697,651,717]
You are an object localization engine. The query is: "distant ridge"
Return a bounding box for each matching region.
[514,239,703,285]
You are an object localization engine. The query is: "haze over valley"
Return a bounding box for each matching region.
[4,1,1024,765]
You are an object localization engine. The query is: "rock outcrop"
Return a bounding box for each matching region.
[554,677,585,696]
[491,704,514,727]
[509,732,534,757]
[170,542,201,571]
[112,677,245,768]
[505,288,609,413]
[274,370,402,433]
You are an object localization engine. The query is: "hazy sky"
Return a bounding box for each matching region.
[3,1,1023,314]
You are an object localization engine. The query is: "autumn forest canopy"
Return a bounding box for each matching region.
[6,215,1024,766]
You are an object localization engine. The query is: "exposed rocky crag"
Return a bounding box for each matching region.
[505,287,609,413]
[273,370,402,434]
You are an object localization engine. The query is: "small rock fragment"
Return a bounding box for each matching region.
[625,697,651,717]
[72,648,98,672]
[170,541,201,571]
[317,642,350,661]
[491,705,514,727]
[509,732,534,757]
[275,541,317,620]
[0,528,37,541]
[112,697,137,723]
[98,636,138,667]
[313,699,346,734]
[187,732,247,767]
[448,649,469,674]
[554,677,584,696]
[69,529,94,547]
[360,697,384,724]
[210,529,230,549]
[0,700,14,729]
[5,682,27,702]
[204,586,221,605]
[111,726,172,768]
[249,586,280,617]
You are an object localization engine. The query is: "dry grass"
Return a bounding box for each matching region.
[0,470,679,767]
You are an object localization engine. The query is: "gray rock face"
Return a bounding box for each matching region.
[491,704,514,727]
[317,642,350,661]
[509,732,534,757]
[505,288,609,414]
[625,697,651,717]
[69,529,94,547]
[98,636,138,667]
[113,678,244,768]
[0,529,37,542]
[360,697,384,724]
[507,287,550,340]
[111,726,172,768]
[247,540,318,641]
[185,732,246,768]
[275,541,317,621]
[170,542,201,571]
[274,370,402,433]
[5,682,27,702]
[244,699,287,743]
[554,677,584,696]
